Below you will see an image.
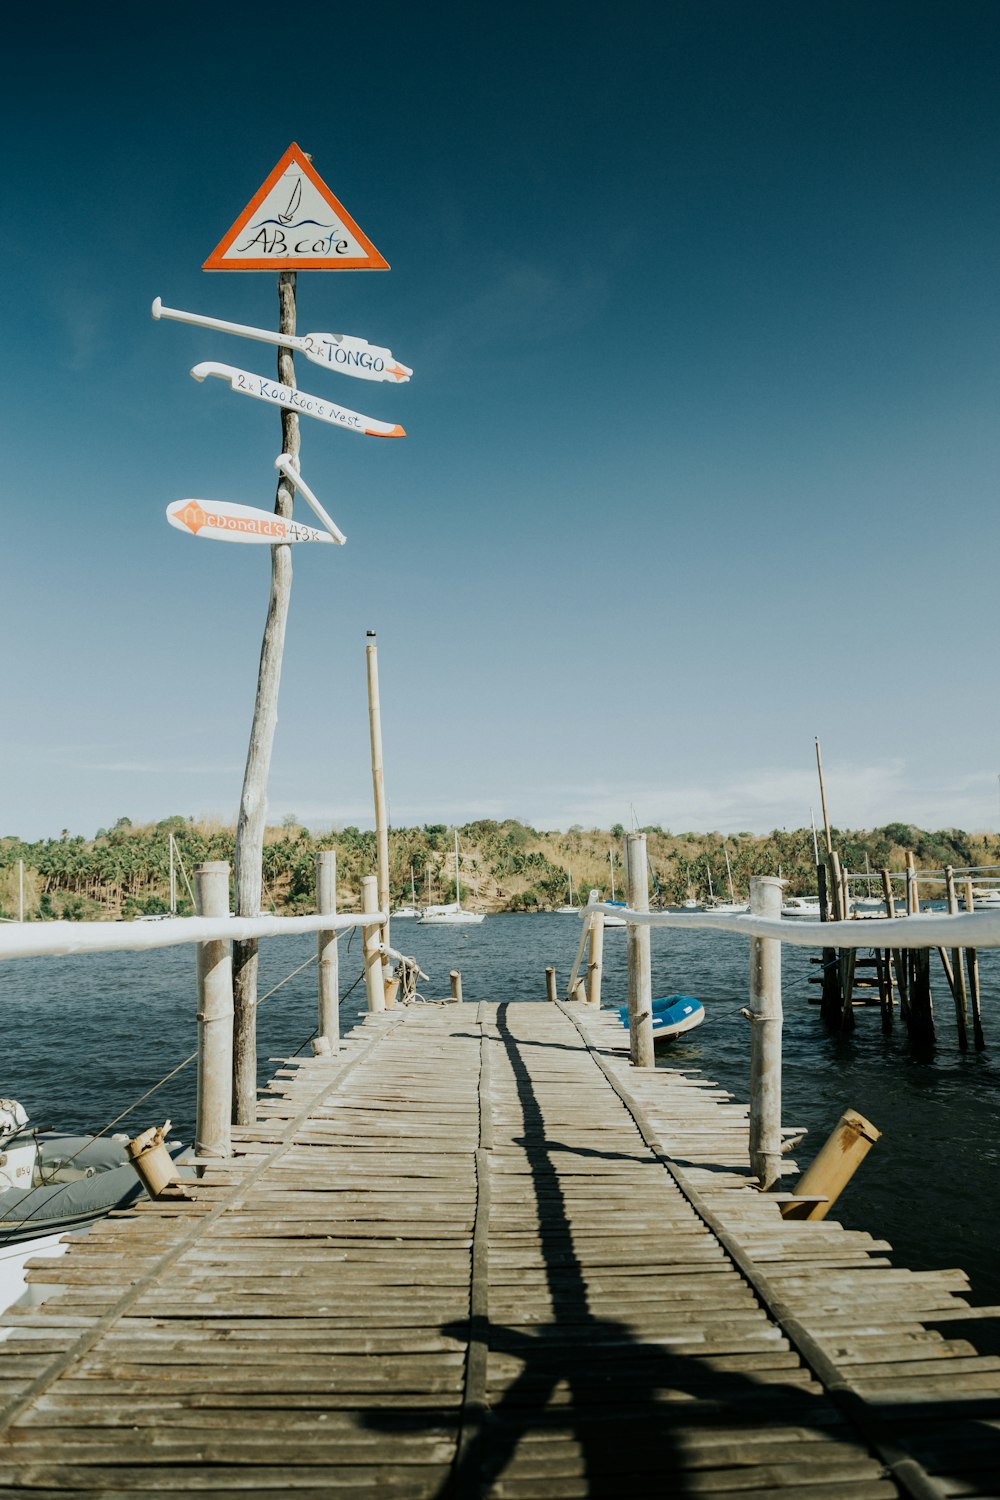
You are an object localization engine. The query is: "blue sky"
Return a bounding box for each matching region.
[3,2,999,839]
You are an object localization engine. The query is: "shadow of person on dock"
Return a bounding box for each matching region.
[363,1002,1000,1498]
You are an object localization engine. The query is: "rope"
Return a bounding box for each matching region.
[0,949,333,1246]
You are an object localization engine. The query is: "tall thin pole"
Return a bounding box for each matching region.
[194,861,233,1159]
[625,832,654,1068]
[748,875,783,1190]
[815,737,832,856]
[17,861,23,923]
[454,830,461,907]
[232,269,300,1125]
[366,630,391,962]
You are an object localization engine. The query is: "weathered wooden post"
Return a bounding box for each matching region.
[194,861,234,1159]
[362,875,386,1013]
[316,850,339,1053]
[625,833,654,1068]
[906,852,934,1045]
[450,970,463,1003]
[232,268,300,1125]
[964,879,985,1050]
[817,861,840,1024]
[545,967,557,1002]
[944,865,969,1050]
[587,911,604,1008]
[748,875,783,1191]
[365,631,392,986]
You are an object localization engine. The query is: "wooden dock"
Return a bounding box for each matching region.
[1,1000,998,1497]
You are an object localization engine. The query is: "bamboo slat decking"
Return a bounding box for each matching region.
[0,999,998,1497]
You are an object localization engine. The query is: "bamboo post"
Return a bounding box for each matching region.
[748,875,783,1191]
[944,865,968,1050]
[545,967,557,1002]
[362,875,386,1013]
[232,269,300,1125]
[586,911,605,1008]
[450,970,463,1003]
[625,833,654,1068]
[781,1110,880,1221]
[365,631,391,979]
[194,861,233,1158]
[316,850,339,1053]
[965,879,985,1050]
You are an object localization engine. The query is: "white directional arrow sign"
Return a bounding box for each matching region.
[153,298,412,383]
[190,362,405,439]
[166,498,339,545]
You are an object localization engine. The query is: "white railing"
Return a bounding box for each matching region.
[1,857,394,1161]
[566,834,997,1194]
[0,910,383,961]
[580,901,1000,949]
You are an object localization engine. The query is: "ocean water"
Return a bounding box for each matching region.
[3,914,997,1311]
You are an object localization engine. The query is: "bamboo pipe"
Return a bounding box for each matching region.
[781,1109,881,1221]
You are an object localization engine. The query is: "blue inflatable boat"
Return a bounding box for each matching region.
[618,994,705,1043]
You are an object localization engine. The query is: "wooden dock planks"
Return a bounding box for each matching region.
[0,999,996,1496]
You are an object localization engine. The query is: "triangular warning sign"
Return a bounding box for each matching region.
[203,143,389,272]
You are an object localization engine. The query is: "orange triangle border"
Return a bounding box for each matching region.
[202,143,390,272]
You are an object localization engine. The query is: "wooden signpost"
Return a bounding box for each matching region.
[156,143,404,1122]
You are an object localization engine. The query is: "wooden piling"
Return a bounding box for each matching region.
[944,865,968,1051]
[964,878,985,1050]
[365,631,391,976]
[748,875,783,1191]
[817,862,840,1025]
[625,833,654,1068]
[362,875,386,1013]
[905,853,934,1046]
[316,850,339,1054]
[450,970,463,1004]
[545,967,557,1003]
[194,861,233,1159]
[586,911,604,1008]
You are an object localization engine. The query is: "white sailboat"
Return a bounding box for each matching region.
[417,833,485,925]
[393,866,420,919]
[555,870,580,914]
[602,849,627,926]
[710,845,749,914]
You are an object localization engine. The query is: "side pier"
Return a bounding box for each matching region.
[1,1001,998,1497]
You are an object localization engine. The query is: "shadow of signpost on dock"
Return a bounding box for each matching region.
[365,1002,933,1498]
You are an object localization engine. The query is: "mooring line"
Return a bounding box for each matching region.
[555,1000,948,1500]
[0,1008,407,1442]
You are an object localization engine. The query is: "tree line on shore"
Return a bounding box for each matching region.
[2,816,997,922]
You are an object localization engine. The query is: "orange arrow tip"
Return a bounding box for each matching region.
[367,424,406,438]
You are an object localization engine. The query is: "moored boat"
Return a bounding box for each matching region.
[617,994,705,1043]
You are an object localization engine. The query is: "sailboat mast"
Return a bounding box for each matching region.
[724,845,735,903]
[454,830,461,907]
[169,835,176,914]
[609,849,616,902]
